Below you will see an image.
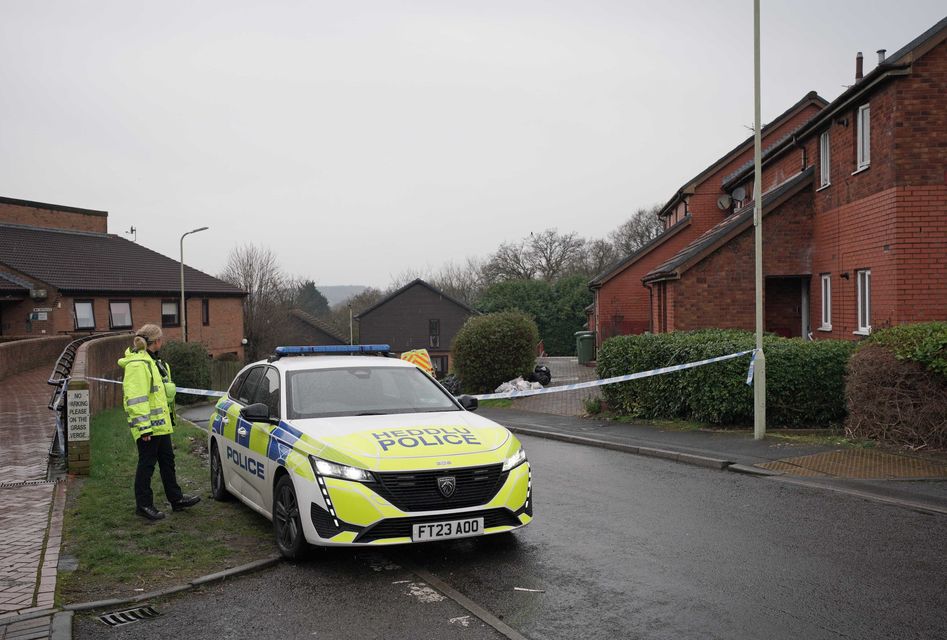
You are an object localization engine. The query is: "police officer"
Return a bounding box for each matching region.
[119,324,200,521]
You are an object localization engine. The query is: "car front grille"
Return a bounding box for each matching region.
[355,508,522,543]
[370,464,508,511]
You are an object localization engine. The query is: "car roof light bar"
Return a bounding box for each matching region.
[269,344,392,361]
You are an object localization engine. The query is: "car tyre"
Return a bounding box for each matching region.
[274,475,309,560]
[209,441,232,501]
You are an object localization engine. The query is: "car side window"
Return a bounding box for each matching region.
[228,369,251,400]
[237,367,265,405]
[253,368,281,419]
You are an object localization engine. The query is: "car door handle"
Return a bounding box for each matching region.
[237,427,248,438]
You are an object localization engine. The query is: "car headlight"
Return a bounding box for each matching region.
[502,447,527,472]
[309,456,375,483]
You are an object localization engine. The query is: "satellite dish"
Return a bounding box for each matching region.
[732,186,747,202]
[716,195,732,210]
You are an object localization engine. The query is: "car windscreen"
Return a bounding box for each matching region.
[286,366,461,419]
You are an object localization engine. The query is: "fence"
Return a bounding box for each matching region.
[210,359,242,394]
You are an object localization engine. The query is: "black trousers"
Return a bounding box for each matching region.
[135,434,184,509]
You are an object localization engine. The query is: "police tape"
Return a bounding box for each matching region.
[81,348,754,402]
[470,349,756,401]
[82,376,227,397]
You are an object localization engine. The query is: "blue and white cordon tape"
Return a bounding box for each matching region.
[471,349,755,400]
[83,376,226,397]
[81,349,755,401]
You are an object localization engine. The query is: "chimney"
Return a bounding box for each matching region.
[877,49,887,64]
[856,51,864,81]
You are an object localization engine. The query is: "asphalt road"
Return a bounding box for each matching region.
[75,434,947,640]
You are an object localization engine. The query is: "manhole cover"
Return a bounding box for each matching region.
[98,606,159,627]
[757,449,947,479]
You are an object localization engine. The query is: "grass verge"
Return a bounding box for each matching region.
[58,408,271,604]
[478,399,513,409]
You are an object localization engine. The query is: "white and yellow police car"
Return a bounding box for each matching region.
[209,345,532,558]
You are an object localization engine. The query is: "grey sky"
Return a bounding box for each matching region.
[2,1,943,288]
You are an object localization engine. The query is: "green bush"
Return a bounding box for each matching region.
[161,340,211,405]
[452,311,539,393]
[597,330,855,427]
[863,322,947,378]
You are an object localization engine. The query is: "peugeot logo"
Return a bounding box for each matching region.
[437,476,456,498]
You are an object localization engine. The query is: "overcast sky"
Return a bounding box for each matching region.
[2,1,943,288]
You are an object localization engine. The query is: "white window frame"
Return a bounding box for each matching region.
[161,300,180,327]
[855,269,871,335]
[819,274,832,331]
[108,300,133,329]
[819,131,831,188]
[856,104,870,171]
[74,300,95,330]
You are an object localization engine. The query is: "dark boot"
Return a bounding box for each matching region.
[136,505,166,521]
[171,495,201,511]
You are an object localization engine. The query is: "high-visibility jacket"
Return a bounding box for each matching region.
[118,348,177,441]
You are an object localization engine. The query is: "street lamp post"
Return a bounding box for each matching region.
[753,0,766,440]
[180,226,209,342]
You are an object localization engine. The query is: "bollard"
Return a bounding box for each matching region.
[67,379,92,475]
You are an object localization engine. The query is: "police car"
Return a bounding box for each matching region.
[208,345,532,558]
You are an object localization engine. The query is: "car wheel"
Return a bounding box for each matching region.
[274,475,308,560]
[210,441,232,501]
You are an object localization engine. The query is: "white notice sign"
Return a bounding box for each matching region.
[68,389,90,442]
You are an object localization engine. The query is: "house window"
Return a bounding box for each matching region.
[161,300,180,327]
[109,300,133,329]
[819,275,832,330]
[856,104,870,170]
[431,355,449,377]
[819,131,831,187]
[202,298,210,326]
[856,269,871,334]
[74,300,95,330]
[429,319,440,348]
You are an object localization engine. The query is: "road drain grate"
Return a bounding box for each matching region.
[98,606,160,627]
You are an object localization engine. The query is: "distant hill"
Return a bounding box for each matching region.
[318,285,368,307]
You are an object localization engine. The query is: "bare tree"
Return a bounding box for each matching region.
[325,287,386,341]
[483,238,536,283]
[582,238,619,277]
[528,229,586,281]
[219,243,294,360]
[610,204,664,257]
[430,257,487,306]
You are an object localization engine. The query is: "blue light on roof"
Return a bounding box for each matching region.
[274,345,391,355]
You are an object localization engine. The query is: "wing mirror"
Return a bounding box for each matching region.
[457,395,478,412]
[240,402,277,424]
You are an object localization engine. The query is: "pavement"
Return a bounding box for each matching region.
[0,366,66,639]
[3,356,946,639]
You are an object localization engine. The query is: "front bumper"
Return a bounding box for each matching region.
[298,462,532,546]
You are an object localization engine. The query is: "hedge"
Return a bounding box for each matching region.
[862,322,947,377]
[845,322,947,449]
[597,329,855,427]
[161,341,212,405]
[452,311,539,393]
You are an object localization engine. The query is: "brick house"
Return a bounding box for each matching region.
[0,196,247,358]
[356,279,479,376]
[588,92,827,345]
[643,17,947,338]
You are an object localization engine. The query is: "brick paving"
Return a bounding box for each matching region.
[0,365,64,638]
[511,356,600,417]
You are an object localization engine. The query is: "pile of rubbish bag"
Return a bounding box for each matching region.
[494,377,544,394]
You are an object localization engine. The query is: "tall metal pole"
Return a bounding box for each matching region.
[753,0,766,440]
[179,226,209,342]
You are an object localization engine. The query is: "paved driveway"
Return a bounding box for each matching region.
[511,357,599,417]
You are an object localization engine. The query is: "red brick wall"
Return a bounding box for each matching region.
[667,188,815,332]
[894,40,947,185]
[595,100,823,345]
[0,202,107,233]
[893,186,947,323]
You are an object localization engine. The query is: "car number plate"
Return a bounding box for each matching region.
[412,517,485,541]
